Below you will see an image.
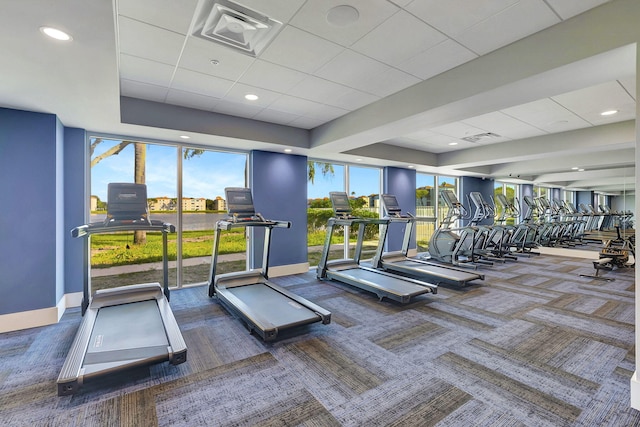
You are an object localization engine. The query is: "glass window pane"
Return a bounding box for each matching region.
[181,148,247,285]
[90,138,177,291]
[416,174,436,252]
[307,161,344,265]
[347,166,381,260]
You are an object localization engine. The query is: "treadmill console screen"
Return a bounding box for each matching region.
[225,187,256,217]
[330,192,352,216]
[106,183,150,223]
[381,194,401,215]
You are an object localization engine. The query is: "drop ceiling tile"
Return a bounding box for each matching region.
[618,77,636,101]
[356,67,420,98]
[328,89,380,111]
[429,122,486,139]
[253,108,300,125]
[461,111,545,140]
[500,98,590,132]
[453,0,560,55]
[117,0,198,34]
[268,94,326,116]
[120,79,169,102]
[239,60,307,93]
[171,68,234,98]
[304,103,350,122]
[289,115,326,129]
[260,26,343,73]
[351,10,446,65]
[119,54,175,87]
[544,0,609,20]
[289,0,398,47]
[118,16,185,65]
[224,82,281,107]
[178,36,255,80]
[389,0,412,7]
[165,89,219,111]
[553,81,635,112]
[314,49,389,90]
[398,39,477,80]
[233,0,307,23]
[406,0,520,37]
[288,75,352,104]
[212,100,263,119]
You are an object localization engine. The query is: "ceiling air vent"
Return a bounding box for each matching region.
[460,132,502,143]
[192,0,282,57]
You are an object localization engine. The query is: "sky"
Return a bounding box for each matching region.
[91,139,246,201]
[91,139,432,202]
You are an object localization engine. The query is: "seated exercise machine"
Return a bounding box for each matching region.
[317,192,437,303]
[580,237,635,281]
[371,194,483,287]
[57,183,187,396]
[208,187,330,341]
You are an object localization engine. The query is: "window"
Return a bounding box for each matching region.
[89,136,247,290]
[416,174,436,251]
[180,148,247,285]
[306,161,381,265]
[494,181,518,225]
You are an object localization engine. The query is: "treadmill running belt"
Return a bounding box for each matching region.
[225,283,319,326]
[393,259,479,281]
[84,299,169,365]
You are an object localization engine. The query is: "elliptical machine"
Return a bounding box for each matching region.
[428,189,483,268]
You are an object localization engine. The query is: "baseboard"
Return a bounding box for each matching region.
[631,372,640,410]
[268,262,310,278]
[0,291,83,333]
[0,306,59,333]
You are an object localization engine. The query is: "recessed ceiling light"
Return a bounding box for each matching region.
[601,109,618,116]
[571,167,579,170]
[284,148,292,153]
[40,26,72,41]
[355,158,362,162]
[245,94,259,101]
[448,142,458,146]
[578,168,585,172]
[407,165,415,169]
[180,135,190,139]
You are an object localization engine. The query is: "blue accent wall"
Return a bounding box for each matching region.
[383,167,416,251]
[64,128,87,294]
[0,108,59,314]
[249,150,307,269]
[576,191,594,211]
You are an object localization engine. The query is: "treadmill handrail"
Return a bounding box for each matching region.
[216,216,291,231]
[71,220,175,237]
[71,219,175,311]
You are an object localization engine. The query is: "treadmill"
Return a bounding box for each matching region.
[316,192,437,303]
[371,194,483,287]
[208,187,330,341]
[57,183,187,396]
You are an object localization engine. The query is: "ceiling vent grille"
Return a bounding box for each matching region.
[193,0,282,57]
[461,132,502,143]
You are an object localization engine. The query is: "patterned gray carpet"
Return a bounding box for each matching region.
[1,251,639,426]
